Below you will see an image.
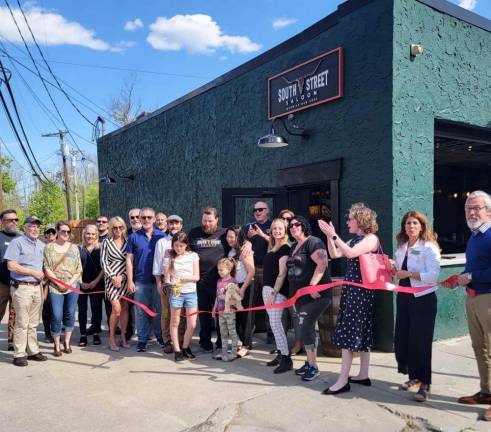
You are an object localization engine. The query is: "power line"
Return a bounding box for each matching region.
[3,0,86,156]
[15,0,94,127]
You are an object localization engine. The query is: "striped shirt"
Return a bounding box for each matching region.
[100,237,128,301]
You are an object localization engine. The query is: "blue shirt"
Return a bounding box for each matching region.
[4,235,45,283]
[127,228,165,283]
[465,224,491,295]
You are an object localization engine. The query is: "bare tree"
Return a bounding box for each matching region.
[108,74,143,126]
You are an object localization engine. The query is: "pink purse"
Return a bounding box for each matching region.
[359,241,392,285]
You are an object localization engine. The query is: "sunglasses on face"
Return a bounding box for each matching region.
[3,218,19,222]
[97,220,108,224]
[254,208,267,213]
[59,229,71,234]
[282,217,292,222]
[289,222,302,229]
[130,215,140,220]
[45,230,56,235]
[112,226,124,230]
[141,215,153,220]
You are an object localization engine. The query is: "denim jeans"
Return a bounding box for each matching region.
[134,282,162,343]
[49,290,79,336]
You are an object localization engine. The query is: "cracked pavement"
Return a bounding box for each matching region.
[0,328,489,432]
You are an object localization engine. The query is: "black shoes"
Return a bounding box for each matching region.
[13,357,28,366]
[93,334,102,345]
[174,351,185,362]
[182,347,196,359]
[266,353,281,367]
[274,355,293,374]
[295,361,310,376]
[322,382,351,395]
[79,336,88,347]
[137,342,147,352]
[348,377,372,386]
[27,353,48,361]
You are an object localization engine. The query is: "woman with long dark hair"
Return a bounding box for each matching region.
[225,225,255,357]
[164,232,200,362]
[393,211,440,402]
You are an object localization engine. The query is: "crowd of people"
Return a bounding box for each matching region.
[0,190,490,420]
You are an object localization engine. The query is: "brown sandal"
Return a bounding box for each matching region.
[63,343,72,354]
[400,379,420,391]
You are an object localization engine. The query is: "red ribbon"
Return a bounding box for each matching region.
[44,274,157,317]
[183,275,460,317]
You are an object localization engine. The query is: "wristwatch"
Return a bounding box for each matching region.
[332,235,338,241]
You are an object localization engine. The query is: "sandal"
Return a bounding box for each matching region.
[63,343,72,354]
[414,385,430,402]
[237,347,250,358]
[400,379,421,391]
[78,336,87,347]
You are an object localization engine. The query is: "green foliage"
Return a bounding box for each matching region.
[85,181,99,219]
[1,156,16,194]
[27,181,67,223]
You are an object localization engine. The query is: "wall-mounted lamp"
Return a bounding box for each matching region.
[99,170,135,184]
[257,115,309,148]
[410,43,424,57]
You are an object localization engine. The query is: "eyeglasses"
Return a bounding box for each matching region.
[3,218,19,222]
[465,206,486,212]
[289,222,302,228]
[112,226,123,230]
[141,215,153,220]
[130,215,140,220]
[96,220,108,224]
[59,229,71,234]
[253,208,267,213]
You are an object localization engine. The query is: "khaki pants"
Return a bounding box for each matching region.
[161,288,185,343]
[466,293,491,393]
[0,281,15,345]
[11,283,42,358]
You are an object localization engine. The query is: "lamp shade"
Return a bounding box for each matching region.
[257,133,288,148]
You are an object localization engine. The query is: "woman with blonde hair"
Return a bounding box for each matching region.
[392,211,440,402]
[101,216,129,351]
[319,203,380,394]
[77,224,104,347]
[262,218,292,373]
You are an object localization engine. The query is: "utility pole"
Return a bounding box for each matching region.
[42,130,71,220]
[70,148,80,220]
[0,143,3,211]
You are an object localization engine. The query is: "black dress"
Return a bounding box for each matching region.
[332,235,375,352]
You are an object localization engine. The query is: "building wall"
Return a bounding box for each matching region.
[392,0,491,339]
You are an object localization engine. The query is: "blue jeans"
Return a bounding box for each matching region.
[49,290,79,337]
[134,282,162,343]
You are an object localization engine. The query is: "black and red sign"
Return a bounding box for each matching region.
[268,47,343,119]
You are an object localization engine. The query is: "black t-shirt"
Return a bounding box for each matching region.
[287,236,331,305]
[0,230,20,284]
[188,226,228,287]
[79,245,104,290]
[263,244,290,297]
[241,220,271,266]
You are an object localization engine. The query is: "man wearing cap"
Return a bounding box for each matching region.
[153,214,185,353]
[5,216,47,366]
[0,209,21,351]
[41,224,56,343]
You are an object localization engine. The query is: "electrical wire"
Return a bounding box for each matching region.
[3,0,86,156]
[15,0,94,127]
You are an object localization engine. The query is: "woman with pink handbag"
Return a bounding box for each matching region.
[318,203,380,395]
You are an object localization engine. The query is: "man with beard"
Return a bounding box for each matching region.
[0,209,21,351]
[453,191,491,422]
[155,212,168,234]
[153,214,185,353]
[188,207,229,352]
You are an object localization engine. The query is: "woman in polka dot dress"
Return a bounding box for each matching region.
[318,203,380,395]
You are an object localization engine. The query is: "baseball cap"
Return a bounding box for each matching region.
[24,216,42,225]
[44,223,56,233]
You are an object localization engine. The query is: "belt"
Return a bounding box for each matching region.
[12,280,41,287]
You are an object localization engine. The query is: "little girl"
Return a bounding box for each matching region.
[164,232,200,362]
[212,257,241,362]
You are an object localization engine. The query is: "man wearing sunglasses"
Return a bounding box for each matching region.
[0,209,21,351]
[5,216,47,366]
[127,207,166,352]
[96,216,109,242]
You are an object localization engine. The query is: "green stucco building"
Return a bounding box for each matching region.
[98,0,491,350]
